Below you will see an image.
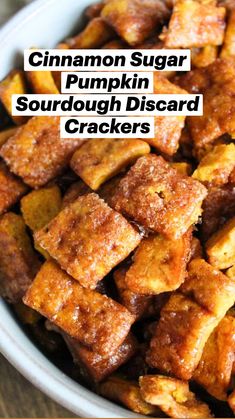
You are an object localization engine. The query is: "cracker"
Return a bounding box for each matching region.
[160,0,225,48]
[125,230,192,295]
[35,193,141,288]
[206,217,235,269]
[181,258,235,317]
[0,116,83,188]
[70,138,150,190]
[140,375,212,418]
[68,18,115,49]
[0,160,28,215]
[146,293,219,380]
[111,154,207,238]
[192,143,235,186]
[0,213,40,303]
[24,260,135,356]
[0,70,28,125]
[194,316,235,400]
[99,376,161,415]
[101,0,170,45]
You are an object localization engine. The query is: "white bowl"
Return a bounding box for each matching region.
[0,1,141,417]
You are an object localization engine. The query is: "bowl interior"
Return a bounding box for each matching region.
[0,0,90,79]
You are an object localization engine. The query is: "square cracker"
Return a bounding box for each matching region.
[0,116,83,188]
[0,213,40,303]
[70,138,150,190]
[0,70,28,125]
[145,75,187,156]
[192,143,235,186]
[35,193,141,288]
[99,376,160,415]
[111,154,207,238]
[194,316,235,400]
[179,58,235,152]
[101,0,171,46]
[24,260,135,357]
[125,230,192,295]
[205,217,235,269]
[146,293,219,380]
[64,333,137,383]
[139,375,212,418]
[160,0,225,48]
[181,258,235,316]
[0,160,28,216]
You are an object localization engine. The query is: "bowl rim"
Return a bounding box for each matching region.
[0,0,57,49]
[0,301,139,418]
[0,1,143,417]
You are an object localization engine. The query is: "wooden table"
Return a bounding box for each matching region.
[0,353,76,418]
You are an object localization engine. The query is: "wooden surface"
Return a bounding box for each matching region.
[0,353,76,418]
